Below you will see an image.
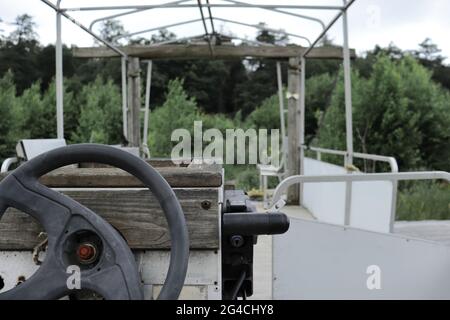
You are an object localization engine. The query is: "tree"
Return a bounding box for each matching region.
[150,29,176,43]
[0,72,19,159]
[0,17,4,39]
[255,23,289,45]
[396,56,450,171]
[357,41,450,91]
[18,80,71,140]
[245,93,282,131]
[149,57,248,115]
[36,44,76,92]
[129,29,176,45]
[412,39,450,91]
[72,77,123,144]
[8,14,38,44]
[232,59,282,116]
[318,54,449,172]
[415,38,444,63]
[16,81,44,139]
[0,15,40,94]
[305,73,337,139]
[148,79,200,157]
[98,19,128,45]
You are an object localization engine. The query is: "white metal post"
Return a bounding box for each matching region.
[342,0,354,165]
[299,57,306,205]
[55,0,64,139]
[142,60,153,158]
[121,57,128,140]
[342,0,354,226]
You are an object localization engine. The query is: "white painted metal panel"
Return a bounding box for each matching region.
[17,139,66,160]
[302,158,346,224]
[303,157,394,233]
[0,250,221,300]
[350,181,392,233]
[273,217,450,299]
[0,252,41,292]
[137,250,221,299]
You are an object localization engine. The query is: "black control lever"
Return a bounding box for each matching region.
[221,190,290,300]
[222,212,290,236]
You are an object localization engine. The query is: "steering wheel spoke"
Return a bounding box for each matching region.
[81,265,142,300]
[0,174,71,239]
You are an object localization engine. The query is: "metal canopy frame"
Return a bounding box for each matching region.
[40,0,356,175]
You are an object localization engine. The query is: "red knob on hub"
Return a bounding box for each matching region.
[76,243,97,263]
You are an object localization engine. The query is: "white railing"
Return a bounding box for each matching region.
[300,145,399,230]
[0,157,18,174]
[271,171,450,232]
[302,145,398,172]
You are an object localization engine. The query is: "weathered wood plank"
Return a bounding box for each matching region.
[127,57,141,147]
[73,45,356,60]
[79,158,190,168]
[0,188,219,250]
[0,167,222,188]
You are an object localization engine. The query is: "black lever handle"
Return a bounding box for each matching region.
[222,212,290,236]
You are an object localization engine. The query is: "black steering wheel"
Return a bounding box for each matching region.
[0,144,189,300]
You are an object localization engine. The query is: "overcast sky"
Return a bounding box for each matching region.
[0,0,449,63]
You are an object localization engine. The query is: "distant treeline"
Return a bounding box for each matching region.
[0,14,449,174]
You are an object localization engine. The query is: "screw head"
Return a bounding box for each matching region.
[229,235,245,248]
[201,200,212,210]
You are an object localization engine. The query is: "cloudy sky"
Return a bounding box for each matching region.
[0,0,449,62]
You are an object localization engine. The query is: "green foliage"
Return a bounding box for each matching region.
[233,60,280,116]
[202,112,236,132]
[397,182,450,221]
[305,73,337,139]
[317,54,449,171]
[24,81,56,139]
[17,79,78,141]
[245,94,282,130]
[150,59,248,115]
[0,15,448,224]
[71,77,122,144]
[148,79,200,157]
[396,56,450,171]
[235,166,260,191]
[223,164,260,191]
[0,72,19,158]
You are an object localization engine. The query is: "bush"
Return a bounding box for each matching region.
[234,166,260,191]
[245,93,282,131]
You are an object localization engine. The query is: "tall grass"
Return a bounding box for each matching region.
[396,181,450,221]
